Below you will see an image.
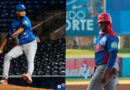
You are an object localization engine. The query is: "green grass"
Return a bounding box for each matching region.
[118,48,130,57]
[66,48,130,58]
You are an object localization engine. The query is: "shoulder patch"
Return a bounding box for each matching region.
[23,20,27,25]
[111,42,118,48]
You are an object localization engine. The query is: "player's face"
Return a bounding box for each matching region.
[16,10,26,17]
[98,22,109,32]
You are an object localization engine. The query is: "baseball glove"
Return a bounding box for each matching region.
[4,37,18,52]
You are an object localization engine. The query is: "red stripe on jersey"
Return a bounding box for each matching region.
[102,52,110,64]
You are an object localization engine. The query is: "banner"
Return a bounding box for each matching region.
[106,0,130,35]
[121,58,130,77]
[66,58,95,78]
[66,0,102,36]
[66,57,121,78]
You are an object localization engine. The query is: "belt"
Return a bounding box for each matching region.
[20,40,35,45]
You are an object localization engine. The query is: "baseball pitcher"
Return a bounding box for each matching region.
[87,13,119,90]
[0,4,37,84]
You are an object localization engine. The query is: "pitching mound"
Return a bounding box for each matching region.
[0,84,52,90]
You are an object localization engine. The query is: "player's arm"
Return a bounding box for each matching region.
[0,26,16,53]
[12,20,28,37]
[106,36,119,68]
[0,38,8,50]
[101,51,118,83]
[0,35,10,53]
[12,27,25,37]
[106,51,118,68]
[101,36,119,83]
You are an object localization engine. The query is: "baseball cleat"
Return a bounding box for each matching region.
[22,73,32,84]
[0,79,8,84]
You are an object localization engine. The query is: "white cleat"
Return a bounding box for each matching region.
[22,73,32,84]
[0,79,8,84]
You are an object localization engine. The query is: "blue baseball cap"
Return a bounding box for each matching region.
[16,4,26,11]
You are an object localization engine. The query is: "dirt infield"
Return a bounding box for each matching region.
[66,84,130,90]
[0,84,52,90]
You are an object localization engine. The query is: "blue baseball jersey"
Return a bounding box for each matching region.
[9,16,36,45]
[95,34,119,68]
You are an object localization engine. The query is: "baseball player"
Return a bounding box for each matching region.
[0,4,37,84]
[87,12,119,90]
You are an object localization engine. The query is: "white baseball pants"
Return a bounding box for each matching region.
[3,40,37,79]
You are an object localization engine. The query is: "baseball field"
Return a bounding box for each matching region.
[66,84,130,90]
[66,78,130,90]
[0,84,52,90]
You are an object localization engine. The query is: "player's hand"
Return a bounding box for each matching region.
[101,68,111,84]
[112,68,118,78]
[0,47,3,54]
[101,74,107,83]
[10,35,16,39]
